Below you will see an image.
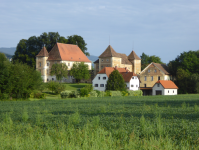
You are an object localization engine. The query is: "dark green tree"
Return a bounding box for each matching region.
[140,53,163,70]
[6,61,43,99]
[67,35,90,56]
[0,53,11,95]
[106,70,126,91]
[50,63,68,83]
[70,62,90,83]
[12,32,68,68]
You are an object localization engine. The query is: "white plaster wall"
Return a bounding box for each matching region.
[92,74,108,91]
[152,83,165,95]
[164,89,178,95]
[129,76,140,90]
[61,61,92,70]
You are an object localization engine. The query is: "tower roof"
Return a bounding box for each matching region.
[36,47,49,57]
[99,45,120,58]
[128,51,141,60]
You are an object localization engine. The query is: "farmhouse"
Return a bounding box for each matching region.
[138,62,172,95]
[92,67,140,91]
[36,43,92,82]
[152,80,178,95]
[94,45,141,75]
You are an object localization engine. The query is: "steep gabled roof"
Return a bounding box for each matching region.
[120,72,137,82]
[47,43,91,62]
[140,62,170,75]
[36,47,49,57]
[99,45,120,58]
[128,51,141,60]
[98,67,129,77]
[94,59,99,63]
[118,53,132,65]
[154,80,178,89]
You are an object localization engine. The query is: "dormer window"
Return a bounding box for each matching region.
[157,84,160,87]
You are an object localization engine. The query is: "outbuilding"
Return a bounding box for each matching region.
[152,80,178,95]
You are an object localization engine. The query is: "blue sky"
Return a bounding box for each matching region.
[0,0,199,63]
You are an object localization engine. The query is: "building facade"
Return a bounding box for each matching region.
[36,43,92,82]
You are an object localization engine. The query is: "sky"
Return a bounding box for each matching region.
[0,0,199,64]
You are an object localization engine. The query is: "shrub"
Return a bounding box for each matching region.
[80,88,89,97]
[84,84,93,92]
[121,90,129,96]
[110,91,122,97]
[128,90,143,96]
[98,91,105,97]
[69,90,80,98]
[105,90,111,97]
[60,91,71,98]
[54,83,66,94]
[89,91,98,97]
[94,90,101,97]
[29,91,46,99]
[0,92,9,100]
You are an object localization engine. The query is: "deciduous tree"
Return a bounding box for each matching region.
[70,62,90,83]
[50,63,68,83]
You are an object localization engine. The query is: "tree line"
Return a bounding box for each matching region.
[12,32,89,68]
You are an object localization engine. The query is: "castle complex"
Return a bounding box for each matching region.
[94,45,141,75]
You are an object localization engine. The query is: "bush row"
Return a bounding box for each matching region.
[61,89,143,99]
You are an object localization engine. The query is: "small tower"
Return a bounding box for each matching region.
[128,51,141,74]
[36,46,49,82]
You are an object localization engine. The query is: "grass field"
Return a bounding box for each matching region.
[1,94,199,149]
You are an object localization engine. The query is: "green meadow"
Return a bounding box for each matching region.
[1,94,199,149]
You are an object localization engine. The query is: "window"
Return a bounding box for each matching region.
[168,90,169,93]
[101,65,103,68]
[47,69,49,74]
[135,77,137,79]
[54,61,57,64]
[144,84,146,87]
[151,76,153,81]
[103,77,106,80]
[136,85,138,87]
[68,63,70,66]
[106,59,109,62]
[132,77,134,79]
[98,77,100,80]
[95,84,98,87]
[47,78,49,81]
[39,62,41,67]
[100,84,104,87]
[144,76,147,81]
[158,76,160,80]
[47,63,49,66]
[101,59,104,62]
[157,84,160,87]
[131,85,134,87]
[52,78,54,81]
[148,69,150,73]
[154,69,157,73]
[173,90,174,93]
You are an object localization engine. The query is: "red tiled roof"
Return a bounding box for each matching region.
[128,51,141,60]
[120,72,137,82]
[36,47,49,57]
[154,80,178,89]
[98,67,129,77]
[47,43,91,62]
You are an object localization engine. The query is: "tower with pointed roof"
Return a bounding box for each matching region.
[36,46,49,82]
[94,45,141,75]
[128,50,141,74]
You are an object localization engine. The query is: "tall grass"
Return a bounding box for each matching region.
[0,94,199,149]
